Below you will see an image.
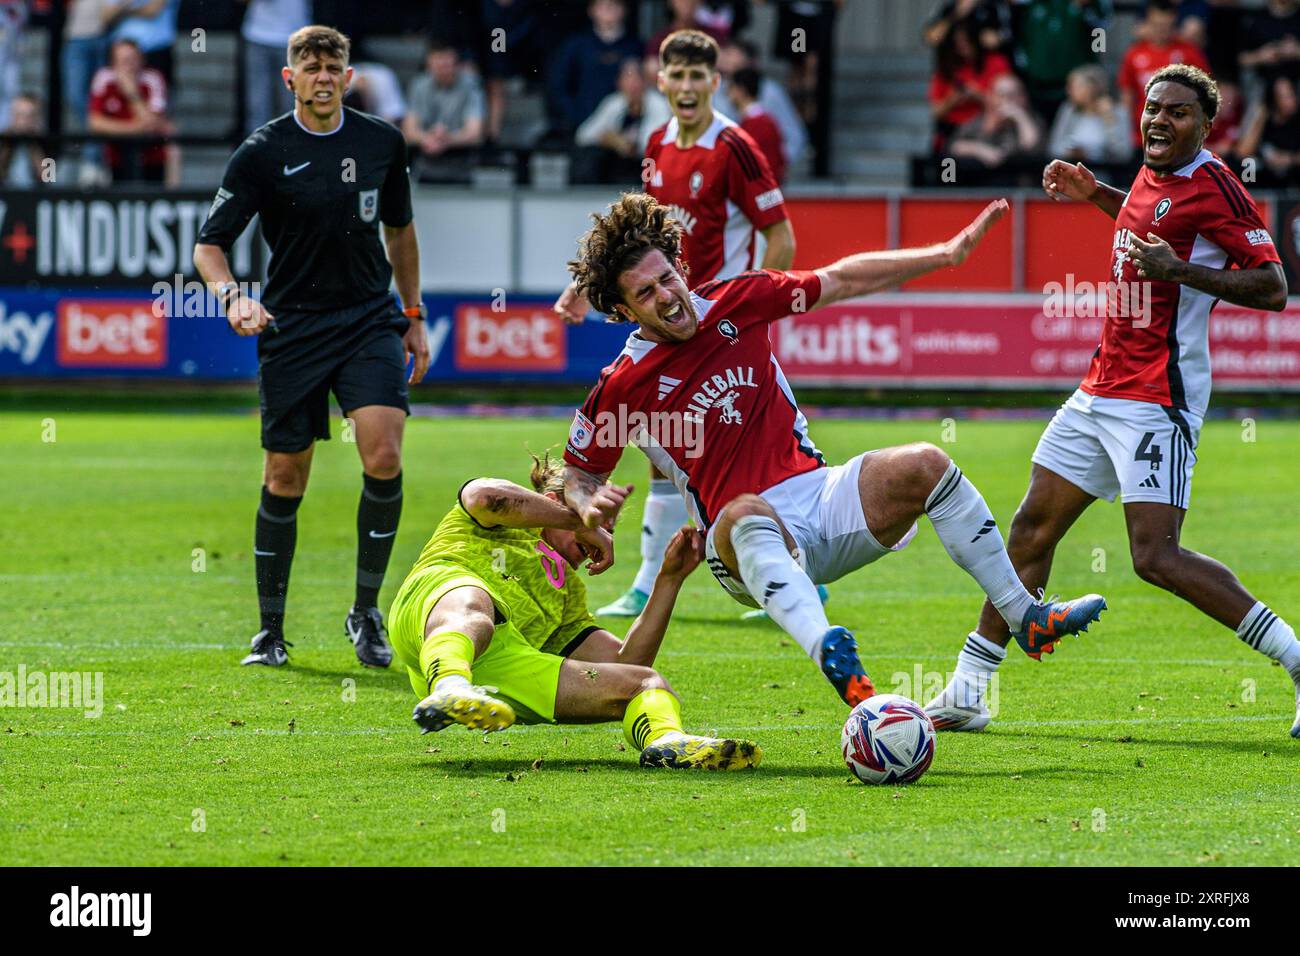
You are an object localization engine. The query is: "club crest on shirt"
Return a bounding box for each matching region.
[717,319,739,342]
[689,170,703,196]
[359,188,378,223]
[1153,197,1171,223]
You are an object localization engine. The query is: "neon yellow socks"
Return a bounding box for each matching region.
[420,630,474,691]
[623,688,684,750]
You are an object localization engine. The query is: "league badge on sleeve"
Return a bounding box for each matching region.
[569,410,595,450]
[359,188,378,223]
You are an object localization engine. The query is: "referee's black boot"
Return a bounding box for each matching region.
[241,630,291,667]
[345,606,393,668]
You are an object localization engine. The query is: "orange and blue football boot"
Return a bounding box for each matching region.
[819,626,875,706]
[1013,592,1107,660]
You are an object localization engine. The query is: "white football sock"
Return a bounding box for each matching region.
[1236,602,1300,679]
[730,514,829,661]
[946,631,1006,707]
[632,479,689,596]
[433,674,471,693]
[925,463,1033,630]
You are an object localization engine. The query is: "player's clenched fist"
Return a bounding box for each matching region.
[575,523,615,575]
[553,281,591,325]
[1042,159,1098,203]
[227,296,273,336]
[582,480,633,529]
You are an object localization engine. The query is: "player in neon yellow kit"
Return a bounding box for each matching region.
[387,452,760,770]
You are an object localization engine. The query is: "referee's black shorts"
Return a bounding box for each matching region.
[257,294,410,453]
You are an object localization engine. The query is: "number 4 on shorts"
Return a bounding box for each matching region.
[1135,431,1163,469]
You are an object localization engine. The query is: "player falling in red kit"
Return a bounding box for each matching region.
[925,64,1300,739]
[555,29,799,621]
[560,193,1106,707]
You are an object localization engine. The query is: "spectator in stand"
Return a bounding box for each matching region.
[715,38,807,166]
[770,0,843,130]
[0,0,29,131]
[481,0,540,142]
[929,19,1012,152]
[924,0,1012,54]
[108,0,180,90]
[1237,74,1300,185]
[947,71,1042,184]
[1203,0,1245,84]
[238,0,309,133]
[1205,77,1244,158]
[697,0,748,41]
[63,0,123,181]
[547,0,643,136]
[346,59,408,125]
[727,66,787,182]
[1240,0,1300,84]
[1013,0,1111,129]
[0,92,49,187]
[88,37,178,185]
[647,0,725,62]
[573,57,671,183]
[1118,0,1209,150]
[1046,63,1130,162]
[403,39,486,182]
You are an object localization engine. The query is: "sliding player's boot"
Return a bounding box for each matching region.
[639,733,761,770]
[818,626,875,707]
[345,605,393,668]
[1012,592,1107,660]
[413,684,515,734]
[1290,683,1300,740]
[241,630,291,667]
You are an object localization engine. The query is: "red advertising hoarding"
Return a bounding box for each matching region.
[771,296,1300,389]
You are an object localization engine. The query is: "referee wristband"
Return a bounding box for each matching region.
[402,304,427,320]
[217,282,240,309]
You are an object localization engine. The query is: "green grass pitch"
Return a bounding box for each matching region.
[3,408,1298,866]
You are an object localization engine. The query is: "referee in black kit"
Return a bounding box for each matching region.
[194,25,430,669]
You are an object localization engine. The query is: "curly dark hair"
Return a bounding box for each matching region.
[569,193,685,319]
[1145,64,1220,122]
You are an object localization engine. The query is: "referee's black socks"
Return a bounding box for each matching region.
[355,471,403,610]
[255,486,302,635]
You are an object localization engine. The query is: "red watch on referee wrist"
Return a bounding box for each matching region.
[402,303,427,321]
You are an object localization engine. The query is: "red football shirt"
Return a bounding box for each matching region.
[1081,149,1280,417]
[1117,39,1210,146]
[644,112,788,286]
[89,66,169,169]
[565,270,825,527]
[739,104,786,184]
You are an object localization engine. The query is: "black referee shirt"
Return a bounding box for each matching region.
[198,108,413,314]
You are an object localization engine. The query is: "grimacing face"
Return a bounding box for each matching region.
[284,52,351,121]
[1140,81,1211,172]
[614,248,697,343]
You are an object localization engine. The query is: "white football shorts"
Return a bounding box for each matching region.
[1032,388,1202,509]
[703,452,918,608]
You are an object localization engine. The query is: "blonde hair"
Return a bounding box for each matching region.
[529,450,566,498]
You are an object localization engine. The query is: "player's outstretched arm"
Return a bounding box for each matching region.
[567,526,704,667]
[193,242,273,336]
[811,199,1008,309]
[461,478,614,572]
[1042,159,1127,219]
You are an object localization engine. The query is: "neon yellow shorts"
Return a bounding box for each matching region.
[388,563,564,724]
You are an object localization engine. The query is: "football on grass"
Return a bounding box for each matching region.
[841,694,936,785]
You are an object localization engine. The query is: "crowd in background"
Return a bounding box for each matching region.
[0,0,835,187]
[927,0,1300,187]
